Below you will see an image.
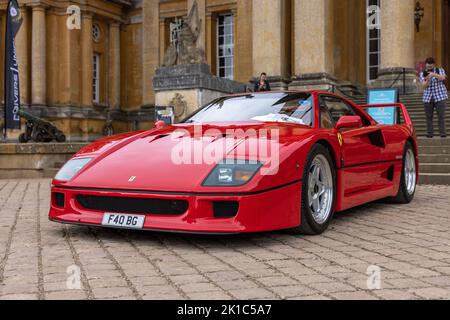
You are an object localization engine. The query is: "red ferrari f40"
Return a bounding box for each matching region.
[49,91,418,235]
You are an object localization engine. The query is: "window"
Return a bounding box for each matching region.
[93,53,100,103]
[320,107,334,129]
[320,96,356,126]
[366,0,381,83]
[217,14,234,80]
[92,24,101,43]
[169,17,183,52]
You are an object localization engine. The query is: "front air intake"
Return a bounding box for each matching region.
[53,192,65,208]
[213,201,239,218]
[76,195,188,216]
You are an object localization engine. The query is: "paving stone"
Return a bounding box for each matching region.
[0,181,449,300]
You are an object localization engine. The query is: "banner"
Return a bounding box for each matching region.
[367,88,399,125]
[3,0,23,132]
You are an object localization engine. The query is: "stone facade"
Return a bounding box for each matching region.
[0,0,448,141]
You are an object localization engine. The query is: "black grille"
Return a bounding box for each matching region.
[76,195,188,216]
[213,201,239,218]
[53,192,65,208]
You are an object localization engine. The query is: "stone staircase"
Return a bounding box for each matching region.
[348,93,450,185]
[418,137,450,185]
[349,93,450,137]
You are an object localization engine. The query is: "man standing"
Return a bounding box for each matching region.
[420,57,448,138]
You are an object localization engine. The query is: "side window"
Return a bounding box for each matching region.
[321,96,356,123]
[320,105,334,129]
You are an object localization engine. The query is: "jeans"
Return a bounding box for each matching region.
[424,100,447,136]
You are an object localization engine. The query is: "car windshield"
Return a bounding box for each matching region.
[182,92,314,127]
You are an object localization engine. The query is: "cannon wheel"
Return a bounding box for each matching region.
[33,132,45,143]
[56,133,66,143]
[19,133,29,143]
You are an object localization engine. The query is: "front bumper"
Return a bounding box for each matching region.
[49,182,301,234]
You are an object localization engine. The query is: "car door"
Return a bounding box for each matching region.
[319,95,385,207]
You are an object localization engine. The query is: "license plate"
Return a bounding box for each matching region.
[102,213,145,229]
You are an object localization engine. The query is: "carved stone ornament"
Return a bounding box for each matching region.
[162,0,207,66]
[169,93,188,118]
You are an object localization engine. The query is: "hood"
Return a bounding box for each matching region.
[64,122,313,192]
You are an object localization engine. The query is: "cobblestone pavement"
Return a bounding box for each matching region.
[1,180,450,300]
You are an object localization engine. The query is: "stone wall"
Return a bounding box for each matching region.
[0,143,88,179]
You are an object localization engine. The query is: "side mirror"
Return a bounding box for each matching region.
[155,120,167,129]
[336,116,362,130]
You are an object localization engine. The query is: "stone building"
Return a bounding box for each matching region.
[0,0,449,141]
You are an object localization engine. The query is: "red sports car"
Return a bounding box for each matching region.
[49,91,418,235]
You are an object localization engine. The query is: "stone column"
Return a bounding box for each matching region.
[81,13,93,107]
[109,22,121,110]
[16,5,29,106]
[374,0,418,92]
[31,5,46,106]
[290,0,336,90]
[143,0,160,107]
[235,0,253,84]
[252,0,290,90]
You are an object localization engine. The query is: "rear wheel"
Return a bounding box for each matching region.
[293,144,336,235]
[388,141,417,204]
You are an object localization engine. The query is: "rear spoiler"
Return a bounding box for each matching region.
[358,103,413,126]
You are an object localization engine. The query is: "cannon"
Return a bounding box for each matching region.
[18,110,66,143]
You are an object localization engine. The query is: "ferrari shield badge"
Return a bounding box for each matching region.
[337,133,343,146]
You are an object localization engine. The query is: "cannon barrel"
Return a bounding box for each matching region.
[18,109,55,127]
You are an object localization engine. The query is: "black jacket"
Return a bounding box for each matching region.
[254,80,271,92]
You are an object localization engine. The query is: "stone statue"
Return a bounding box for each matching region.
[163,0,206,66]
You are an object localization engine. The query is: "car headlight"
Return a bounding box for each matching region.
[54,158,93,182]
[203,160,263,186]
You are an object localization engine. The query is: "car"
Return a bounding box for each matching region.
[49,91,418,235]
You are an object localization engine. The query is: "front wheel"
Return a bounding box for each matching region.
[292,144,336,235]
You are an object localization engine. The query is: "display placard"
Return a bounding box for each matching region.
[367,89,399,125]
[155,106,175,125]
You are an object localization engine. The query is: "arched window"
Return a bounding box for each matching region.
[92,24,101,43]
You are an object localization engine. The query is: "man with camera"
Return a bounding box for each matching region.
[254,72,271,92]
[420,57,448,138]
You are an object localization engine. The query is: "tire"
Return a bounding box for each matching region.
[387,141,417,204]
[292,144,337,235]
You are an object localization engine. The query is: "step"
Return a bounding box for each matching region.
[419,154,450,163]
[419,173,450,185]
[43,168,59,179]
[420,163,450,174]
[418,146,450,154]
[418,138,450,146]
